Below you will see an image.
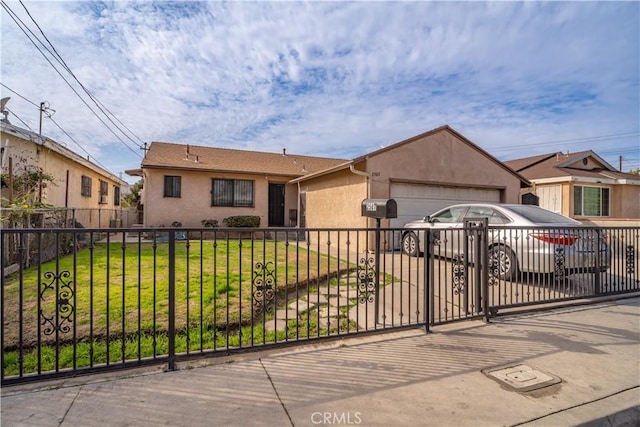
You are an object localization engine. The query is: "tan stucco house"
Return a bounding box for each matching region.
[291,125,530,248]
[134,126,529,251]
[1,121,127,228]
[131,142,347,228]
[505,151,640,226]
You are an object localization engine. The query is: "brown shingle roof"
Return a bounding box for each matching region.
[503,153,556,173]
[142,142,347,177]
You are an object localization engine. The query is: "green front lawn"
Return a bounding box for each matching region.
[3,236,363,376]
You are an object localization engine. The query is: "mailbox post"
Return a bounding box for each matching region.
[361,199,397,324]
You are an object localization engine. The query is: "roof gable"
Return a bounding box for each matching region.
[505,150,638,183]
[352,125,529,185]
[555,151,615,170]
[142,142,347,177]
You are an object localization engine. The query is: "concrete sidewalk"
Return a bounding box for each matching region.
[2,297,639,427]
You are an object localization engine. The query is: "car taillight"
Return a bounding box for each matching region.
[530,233,578,246]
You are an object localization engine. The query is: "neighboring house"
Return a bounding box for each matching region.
[505,151,640,226]
[291,125,530,249]
[1,121,127,228]
[129,142,347,228]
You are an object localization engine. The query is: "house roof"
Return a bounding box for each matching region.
[0,121,127,186]
[141,141,347,177]
[504,150,640,184]
[291,125,530,186]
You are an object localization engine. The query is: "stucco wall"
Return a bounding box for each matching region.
[296,169,368,252]
[2,132,123,228]
[363,130,522,203]
[142,168,299,227]
[611,184,640,219]
[298,169,368,229]
[563,183,572,217]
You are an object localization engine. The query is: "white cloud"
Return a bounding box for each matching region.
[1,0,638,181]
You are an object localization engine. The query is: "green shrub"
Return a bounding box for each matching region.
[223,216,260,227]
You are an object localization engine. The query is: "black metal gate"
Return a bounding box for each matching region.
[2,224,637,384]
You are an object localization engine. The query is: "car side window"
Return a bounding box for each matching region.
[432,206,467,223]
[466,206,510,224]
[490,210,510,224]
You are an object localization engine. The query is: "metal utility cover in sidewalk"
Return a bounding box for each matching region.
[482,364,561,392]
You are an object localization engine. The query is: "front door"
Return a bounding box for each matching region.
[268,184,285,226]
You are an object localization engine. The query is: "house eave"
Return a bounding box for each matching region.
[532,176,619,185]
[142,164,304,179]
[288,161,354,184]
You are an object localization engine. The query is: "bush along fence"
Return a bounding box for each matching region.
[1,224,638,384]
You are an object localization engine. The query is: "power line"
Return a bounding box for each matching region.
[1,1,143,158]
[0,82,40,108]
[1,83,116,172]
[4,107,33,130]
[18,0,147,148]
[489,132,639,153]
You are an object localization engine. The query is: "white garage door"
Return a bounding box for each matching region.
[389,183,501,246]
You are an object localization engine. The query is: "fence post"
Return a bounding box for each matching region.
[480,221,490,322]
[167,230,176,371]
[374,218,381,325]
[464,218,490,320]
[594,228,602,295]
[423,229,432,333]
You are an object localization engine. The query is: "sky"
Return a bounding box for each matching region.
[1,1,639,185]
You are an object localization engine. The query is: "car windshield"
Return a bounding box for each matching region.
[506,205,579,224]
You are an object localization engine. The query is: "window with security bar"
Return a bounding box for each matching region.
[212,178,254,207]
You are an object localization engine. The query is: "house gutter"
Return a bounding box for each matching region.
[349,163,371,199]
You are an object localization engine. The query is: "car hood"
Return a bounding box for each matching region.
[403,219,429,228]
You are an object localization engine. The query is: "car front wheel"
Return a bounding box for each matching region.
[402,232,420,257]
[489,244,518,280]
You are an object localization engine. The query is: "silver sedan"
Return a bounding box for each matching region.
[401,203,611,280]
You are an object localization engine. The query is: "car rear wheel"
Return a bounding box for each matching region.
[402,232,419,257]
[489,244,518,280]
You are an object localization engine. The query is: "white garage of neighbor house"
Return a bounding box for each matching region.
[292,125,530,249]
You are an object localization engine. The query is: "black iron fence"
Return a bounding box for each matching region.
[1,224,638,384]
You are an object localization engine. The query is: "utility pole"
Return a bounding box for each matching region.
[39,102,45,137]
[619,155,622,172]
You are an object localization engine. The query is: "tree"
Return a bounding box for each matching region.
[1,167,55,226]
[122,179,143,207]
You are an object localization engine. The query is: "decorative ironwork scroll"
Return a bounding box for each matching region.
[487,251,500,287]
[626,245,635,275]
[452,254,466,295]
[554,247,566,286]
[39,271,74,336]
[252,262,275,314]
[357,255,376,304]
